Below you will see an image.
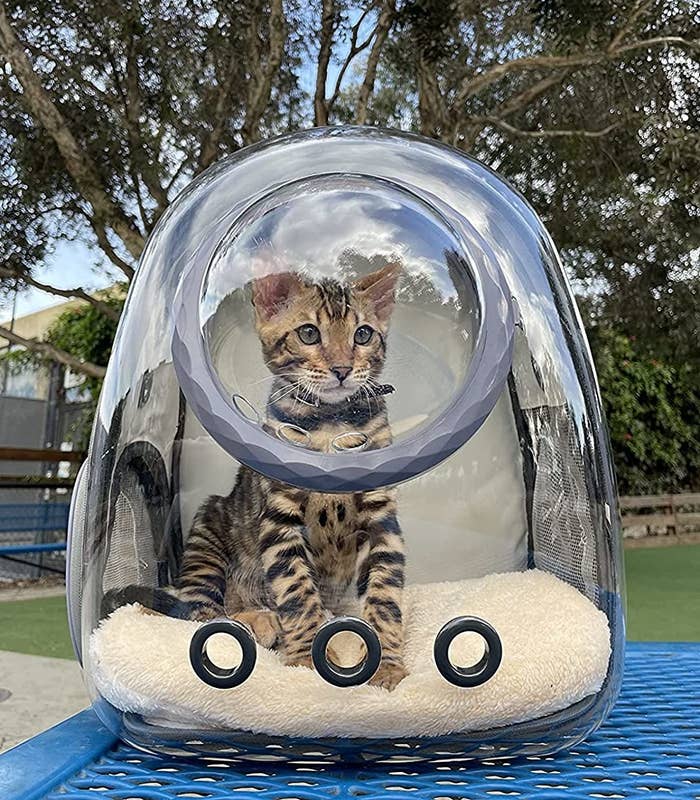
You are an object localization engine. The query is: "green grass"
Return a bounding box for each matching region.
[624,543,700,642]
[0,545,698,659]
[0,594,75,659]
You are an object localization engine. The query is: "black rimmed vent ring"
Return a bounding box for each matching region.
[189,619,257,689]
[434,616,502,688]
[312,616,382,687]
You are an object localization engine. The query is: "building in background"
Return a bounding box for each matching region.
[0,300,90,581]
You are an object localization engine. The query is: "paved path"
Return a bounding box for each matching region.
[0,650,88,753]
[0,584,66,603]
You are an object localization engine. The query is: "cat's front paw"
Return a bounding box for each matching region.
[234,609,280,649]
[369,661,407,691]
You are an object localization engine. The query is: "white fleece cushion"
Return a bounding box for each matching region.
[89,570,610,738]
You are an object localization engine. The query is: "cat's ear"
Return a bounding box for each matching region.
[252,272,304,322]
[354,262,401,325]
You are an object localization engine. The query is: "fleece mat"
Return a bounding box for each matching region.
[89,569,611,738]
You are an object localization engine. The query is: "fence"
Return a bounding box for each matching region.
[0,447,81,581]
[620,493,700,539]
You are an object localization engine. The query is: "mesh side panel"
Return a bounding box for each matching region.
[67,461,88,660]
[103,469,157,593]
[529,406,598,601]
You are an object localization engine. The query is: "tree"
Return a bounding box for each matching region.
[588,327,700,494]
[0,0,697,389]
[369,0,699,377]
[0,0,301,356]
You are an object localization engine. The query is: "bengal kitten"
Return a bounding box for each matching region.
[106,263,407,691]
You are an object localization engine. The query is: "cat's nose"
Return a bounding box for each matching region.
[330,365,352,383]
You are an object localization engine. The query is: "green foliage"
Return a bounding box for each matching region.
[46,294,123,401]
[0,345,40,377]
[43,295,122,448]
[589,326,700,494]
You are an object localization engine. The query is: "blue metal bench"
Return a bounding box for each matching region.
[1,641,699,799]
[0,503,68,575]
[0,504,70,535]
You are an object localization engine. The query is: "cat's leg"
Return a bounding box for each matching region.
[355,491,407,691]
[174,496,232,621]
[260,485,328,668]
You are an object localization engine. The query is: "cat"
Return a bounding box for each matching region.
[105,262,407,691]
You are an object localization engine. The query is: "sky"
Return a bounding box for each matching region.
[0,239,116,324]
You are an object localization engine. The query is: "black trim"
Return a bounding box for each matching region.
[189,619,257,689]
[312,616,381,687]
[88,397,126,564]
[164,391,187,578]
[433,616,502,688]
[507,372,536,567]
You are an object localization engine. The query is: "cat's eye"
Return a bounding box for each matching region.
[354,325,374,345]
[297,324,321,345]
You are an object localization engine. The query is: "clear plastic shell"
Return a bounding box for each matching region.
[68,128,624,763]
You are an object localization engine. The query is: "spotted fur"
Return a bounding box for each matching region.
[106,263,406,690]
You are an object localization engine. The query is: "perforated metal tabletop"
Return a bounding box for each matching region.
[2,643,699,799]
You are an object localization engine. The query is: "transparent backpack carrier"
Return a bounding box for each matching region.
[67,127,624,762]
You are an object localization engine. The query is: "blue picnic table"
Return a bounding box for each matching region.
[1,642,699,799]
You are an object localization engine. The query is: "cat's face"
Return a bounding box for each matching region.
[252,263,400,405]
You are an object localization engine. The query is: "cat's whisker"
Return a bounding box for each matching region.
[300,378,320,407]
[248,372,300,387]
[292,380,309,410]
[268,382,297,401]
[267,381,303,405]
[366,377,390,398]
[363,379,380,399]
[361,385,373,416]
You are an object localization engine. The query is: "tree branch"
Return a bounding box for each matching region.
[0,267,120,322]
[197,49,240,171]
[86,216,136,280]
[241,0,286,144]
[0,3,146,264]
[457,35,699,106]
[484,118,622,139]
[0,325,106,379]
[615,36,699,55]
[166,154,194,192]
[326,4,375,115]
[123,34,169,214]
[417,56,446,137]
[493,70,570,119]
[454,70,572,148]
[608,0,653,52]
[314,0,336,126]
[355,0,396,125]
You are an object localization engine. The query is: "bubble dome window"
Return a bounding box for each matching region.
[67,127,624,763]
